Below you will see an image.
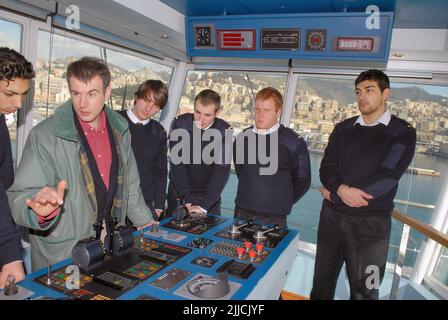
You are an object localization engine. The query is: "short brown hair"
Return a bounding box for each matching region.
[256,87,283,111]
[194,89,221,111]
[66,57,111,90]
[135,80,168,109]
[355,69,390,92]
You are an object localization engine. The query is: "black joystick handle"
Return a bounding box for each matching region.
[108,217,118,253]
[4,275,18,296]
[173,197,188,221]
[93,222,102,240]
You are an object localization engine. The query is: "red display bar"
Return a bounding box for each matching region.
[218,30,256,50]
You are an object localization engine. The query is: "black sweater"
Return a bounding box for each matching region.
[234,125,311,216]
[320,115,416,216]
[0,115,14,189]
[0,115,21,266]
[169,113,231,211]
[119,110,167,210]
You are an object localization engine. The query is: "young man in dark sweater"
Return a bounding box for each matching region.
[168,89,231,216]
[233,87,311,227]
[311,69,416,300]
[119,80,168,220]
[0,47,35,288]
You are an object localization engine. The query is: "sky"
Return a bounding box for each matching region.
[392,83,448,98]
[37,31,171,74]
[0,19,22,51]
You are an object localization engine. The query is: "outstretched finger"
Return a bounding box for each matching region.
[55,180,67,205]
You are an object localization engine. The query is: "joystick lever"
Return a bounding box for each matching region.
[93,222,103,240]
[108,217,118,253]
[253,224,279,240]
[4,275,18,296]
[228,219,253,235]
[173,197,188,221]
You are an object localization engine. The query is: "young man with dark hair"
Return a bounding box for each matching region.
[233,87,311,227]
[0,47,35,289]
[311,69,416,300]
[8,57,152,270]
[119,80,168,219]
[168,89,231,216]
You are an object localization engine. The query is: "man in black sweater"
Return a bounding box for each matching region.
[0,47,35,288]
[233,87,311,227]
[311,69,416,300]
[119,80,168,220]
[168,89,231,216]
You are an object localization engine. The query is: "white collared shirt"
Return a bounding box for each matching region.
[127,108,150,126]
[355,109,391,127]
[253,122,280,135]
[194,120,215,131]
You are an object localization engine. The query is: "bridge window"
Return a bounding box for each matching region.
[291,75,448,270]
[33,30,173,126]
[0,17,23,166]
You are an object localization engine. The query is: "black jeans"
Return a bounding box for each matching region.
[310,201,391,300]
[233,206,287,228]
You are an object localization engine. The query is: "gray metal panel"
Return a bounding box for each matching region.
[0,0,54,20]
[1,0,188,61]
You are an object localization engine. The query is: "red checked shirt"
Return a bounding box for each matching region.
[37,111,112,224]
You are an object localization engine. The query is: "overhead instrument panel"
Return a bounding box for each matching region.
[186,12,394,62]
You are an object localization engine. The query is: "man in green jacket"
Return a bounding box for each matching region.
[8,57,152,271]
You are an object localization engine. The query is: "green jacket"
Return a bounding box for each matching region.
[8,101,151,270]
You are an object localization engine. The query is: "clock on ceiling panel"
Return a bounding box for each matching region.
[194,25,215,49]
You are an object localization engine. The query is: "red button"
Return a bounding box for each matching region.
[236,247,245,257]
[248,250,257,259]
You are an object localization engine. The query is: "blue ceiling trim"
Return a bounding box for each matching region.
[161,0,448,28]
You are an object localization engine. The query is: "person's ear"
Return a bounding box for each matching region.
[383,88,390,101]
[104,86,112,101]
[276,108,282,119]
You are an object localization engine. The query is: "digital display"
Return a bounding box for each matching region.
[335,37,374,51]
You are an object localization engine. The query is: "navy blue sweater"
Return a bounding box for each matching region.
[320,115,416,216]
[169,113,231,211]
[0,115,21,266]
[0,115,14,189]
[119,110,167,210]
[234,125,311,216]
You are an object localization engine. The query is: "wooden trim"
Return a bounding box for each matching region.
[280,290,309,300]
[392,210,448,248]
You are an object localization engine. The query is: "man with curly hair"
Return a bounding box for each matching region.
[0,47,35,289]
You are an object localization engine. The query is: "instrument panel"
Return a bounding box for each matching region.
[2,215,298,300]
